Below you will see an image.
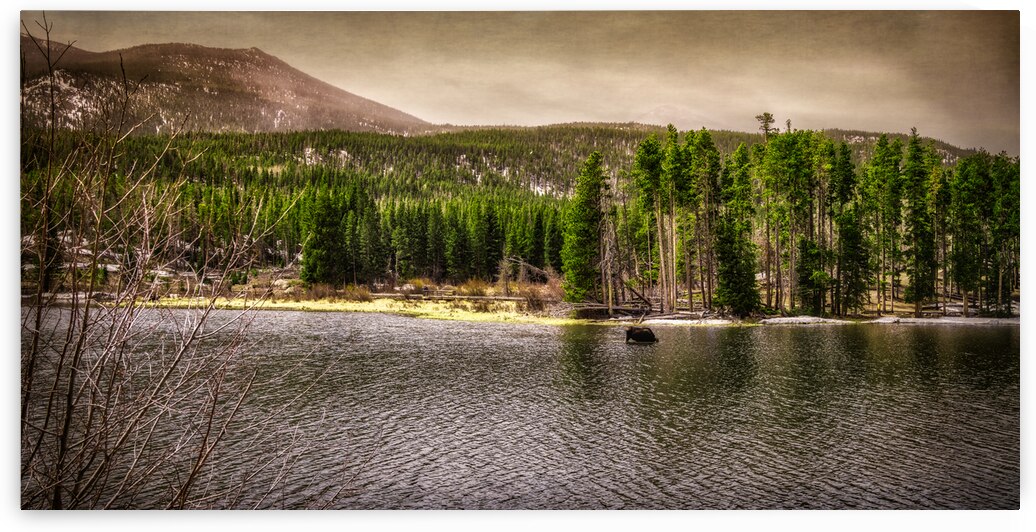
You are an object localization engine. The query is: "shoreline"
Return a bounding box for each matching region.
[139,296,1020,327]
[142,295,590,326]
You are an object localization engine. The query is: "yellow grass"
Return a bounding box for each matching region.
[149,296,588,326]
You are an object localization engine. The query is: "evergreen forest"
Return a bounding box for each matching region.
[21,119,1020,318]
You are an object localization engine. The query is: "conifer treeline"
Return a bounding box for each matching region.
[564,123,1019,317]
[21,123,1018,316]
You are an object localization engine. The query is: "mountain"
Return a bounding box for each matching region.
[20,36,431,135]
[19,37,977,165]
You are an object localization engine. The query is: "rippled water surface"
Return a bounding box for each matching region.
[72,310,1028,508]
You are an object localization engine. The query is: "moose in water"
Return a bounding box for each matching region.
[625,326,658,344]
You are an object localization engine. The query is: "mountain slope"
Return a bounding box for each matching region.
[19,38,976,166]
[20,36,430,135]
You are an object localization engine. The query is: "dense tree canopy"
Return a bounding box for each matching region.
[22,121,1019,317]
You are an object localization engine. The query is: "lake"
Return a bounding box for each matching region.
[24,309,1020,509]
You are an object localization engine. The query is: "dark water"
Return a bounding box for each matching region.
[33,309,1021,509]
[232,312,1019,509]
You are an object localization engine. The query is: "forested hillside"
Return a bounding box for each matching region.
[21,31,1015,319]
[22,117,1017,318]
[21,124,673,291]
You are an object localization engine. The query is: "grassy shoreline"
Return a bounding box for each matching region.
[148,295,593,326]
[146,295,1020,327]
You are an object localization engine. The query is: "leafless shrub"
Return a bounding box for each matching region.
[20,18,320,510]
[541,268,565,301]
[469,300,492,313]
[339,284,372,302]
[305,283,336,301]
[517,284,547,311]
[513,268,563,313]
[456,279,489,296]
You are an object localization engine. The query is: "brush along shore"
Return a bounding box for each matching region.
[148,294,589,326]
[69,268,1015,327]
[146,293,1018,328]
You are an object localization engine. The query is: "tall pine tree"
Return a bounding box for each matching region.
[562,151,607,303]
[714,144,758,316]
[300,191,346,286]
[902,128,936,317]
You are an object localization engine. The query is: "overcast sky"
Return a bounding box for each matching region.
[20,10,1020,154]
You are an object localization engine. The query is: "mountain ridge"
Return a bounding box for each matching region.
[20,35,431,135]
[20,36,980,163]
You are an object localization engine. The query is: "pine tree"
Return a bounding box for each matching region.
[688,129,722,310]
[662,127,691,312]
[358,202,384,286]
[835,204,871,315]
[829,142,857,315]
[543,208,564,273]
[797,237,829,315]
[426,204,445,282]
[391,203,417,280]
[562,151,607,303]
[929,163,952,314]
[759,132,797,312]
[300,191,346,286]
[902,128,936,317]
[527,207,546,269]
[949,153,984,317]
[986,153,1020,315]
[444,204,471,282]
[865,134,904,313]
[755,112,776,142]
[714,144,758,316]
[632,134,667,310]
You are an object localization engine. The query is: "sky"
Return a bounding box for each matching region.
[18,9,1020,154]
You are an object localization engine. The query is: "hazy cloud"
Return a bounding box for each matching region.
[21,10,1019,154]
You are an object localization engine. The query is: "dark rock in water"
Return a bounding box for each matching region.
[625,326,658,343]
